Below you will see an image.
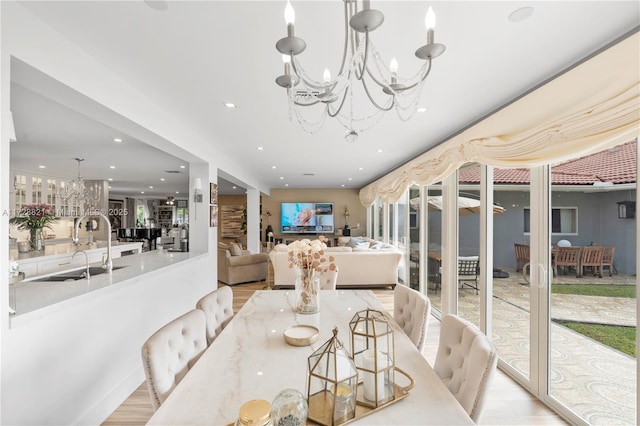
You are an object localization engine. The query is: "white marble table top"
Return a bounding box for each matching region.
[147,290,472,425]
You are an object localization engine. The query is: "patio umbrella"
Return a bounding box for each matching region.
[410,196,505,215]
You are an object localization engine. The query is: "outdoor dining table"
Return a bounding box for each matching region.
[146,289,473,425]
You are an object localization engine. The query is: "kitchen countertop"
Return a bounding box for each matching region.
[10,249,206,327]
[10,240,142,263]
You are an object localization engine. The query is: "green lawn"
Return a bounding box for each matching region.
[552,284,636,298]
[556,321,636,357]
[551,284,636,356]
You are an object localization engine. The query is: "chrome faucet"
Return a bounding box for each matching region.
[72,250,90,279]
[72,211,113,273]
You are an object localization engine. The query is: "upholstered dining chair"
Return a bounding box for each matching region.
[434,314,498,424]
[196,286,234,346]
[319,266,339,290]
[393,284,431,353]
[141,309,207,411]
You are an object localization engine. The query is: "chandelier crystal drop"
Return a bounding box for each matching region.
[275,0,446,140]
[59,158,102,210]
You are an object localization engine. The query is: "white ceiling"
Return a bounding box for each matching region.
[9,1,640,197]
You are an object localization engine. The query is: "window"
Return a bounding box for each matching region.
[524,207,577,234]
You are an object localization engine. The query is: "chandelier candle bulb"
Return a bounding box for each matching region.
[285,0,295,36]
[323,67,331,84]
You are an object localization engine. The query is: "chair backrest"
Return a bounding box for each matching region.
[458,257,479,277]
[514,243,530,261]
[393,284,431,353]
[319,266,339,290]
[141,309,207,411]
[434,314,498,423]
[581,246,604,266]
[554,246,582,265]
[196,286,234,346]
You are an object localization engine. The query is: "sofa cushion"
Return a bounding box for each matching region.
[370,242,384,250]
[348,236,366,248]
[355,242,370,249]
[230,243,243,256]
[337,236,351,247]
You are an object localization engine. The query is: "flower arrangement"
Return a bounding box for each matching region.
[9,203,59,231]
[287,236,336,313]
[9,203,59,250]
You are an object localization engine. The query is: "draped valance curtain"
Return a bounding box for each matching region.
[359,32,640,207]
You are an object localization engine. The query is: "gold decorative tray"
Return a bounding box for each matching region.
[308,367,414,425]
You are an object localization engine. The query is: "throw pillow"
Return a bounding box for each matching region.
[355,242,370,249]
[348,236,364,248]
[230,243,244,256]
[370,242,384,250]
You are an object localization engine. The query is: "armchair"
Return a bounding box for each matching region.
[218,242,268,285]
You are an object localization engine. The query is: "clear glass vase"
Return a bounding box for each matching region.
[294,268,320,314]
[29,228,44,251]
[271,388,308,426]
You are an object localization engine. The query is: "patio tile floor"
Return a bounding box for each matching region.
[426,268,637,425]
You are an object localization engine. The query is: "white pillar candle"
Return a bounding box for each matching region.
[362,349,385,403]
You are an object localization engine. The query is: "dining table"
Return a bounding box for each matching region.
[147,289,473,425]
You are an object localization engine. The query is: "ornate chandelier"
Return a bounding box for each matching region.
[275,0,446,142]
[59,158,102,210]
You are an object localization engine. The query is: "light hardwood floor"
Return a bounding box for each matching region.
[102,282,568,425]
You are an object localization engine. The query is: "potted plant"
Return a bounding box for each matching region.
[9,203,59,251]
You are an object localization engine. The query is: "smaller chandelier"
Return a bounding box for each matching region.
[166,196,175,205]
[59,158,102,210]
[275,0,446,140]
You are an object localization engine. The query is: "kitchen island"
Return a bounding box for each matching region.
[9,240,143,279]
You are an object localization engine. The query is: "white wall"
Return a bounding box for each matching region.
[0,2,259,423]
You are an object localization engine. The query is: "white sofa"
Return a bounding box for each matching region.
[269,237,402,289]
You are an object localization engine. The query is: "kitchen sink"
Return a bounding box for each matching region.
[32,266,126,282]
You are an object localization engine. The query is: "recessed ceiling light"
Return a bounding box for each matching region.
[272,166,277,169]
[377,149,383,153]
[108,186,112,189]
[113,138,123,143]
[224,102,237,109]
[176,191,180,194]
[108,178,113,181]
[348,178,352,181]
[280,176,284,180]
[233,186,237,189]
[341,184,345,187]
[509,6,534,22]
[358,167,364,171]
[160,178,165,181]
[257,147,264,151]
[141,191,145,194]
[179,165,186,169]
[417,107,427,113]
[38,165,45,169]
[285,184,289,187]
[149,186,153,189]
[109,165,116,169]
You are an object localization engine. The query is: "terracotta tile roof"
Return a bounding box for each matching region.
[458,140,636,185]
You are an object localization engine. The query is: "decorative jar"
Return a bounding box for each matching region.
[271,388,308,426]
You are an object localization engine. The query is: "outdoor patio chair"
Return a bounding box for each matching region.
[458,256,480,294]
[553,246,582,277]
[580,246,604,278]
[514,243,530,272]
[599,245,617,276]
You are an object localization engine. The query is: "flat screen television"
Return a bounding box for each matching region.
[281,202,334,234]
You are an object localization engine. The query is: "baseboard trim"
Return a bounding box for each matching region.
[75,366,145,425]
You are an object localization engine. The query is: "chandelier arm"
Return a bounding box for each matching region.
[361,77,395,112]
[397,59,433,92]
[294,99,322,107]
[290,59,330,91]
[327,85,350,118]
[336,0,350,77]
[355,30,372,82]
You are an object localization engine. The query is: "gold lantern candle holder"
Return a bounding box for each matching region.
[307,328,358,425]
[349,309,395,408]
